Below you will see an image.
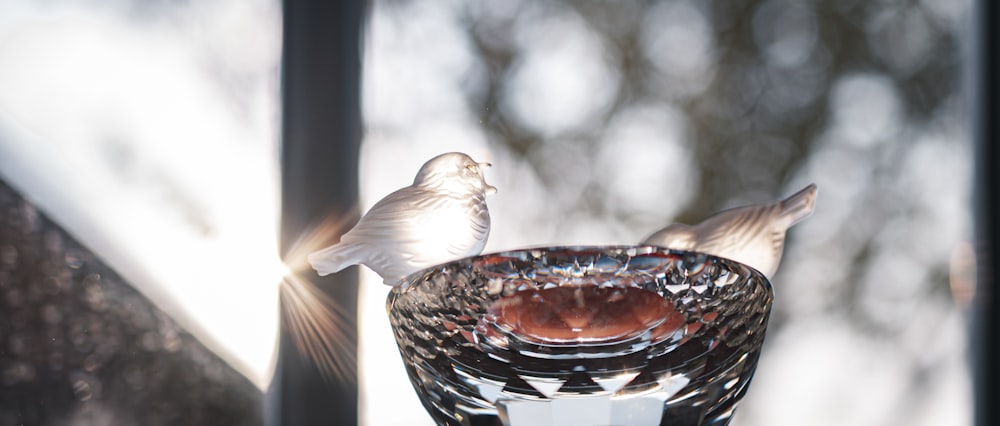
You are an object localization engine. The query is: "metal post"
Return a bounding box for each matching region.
[973,1,998,425]
[270,0,365,424]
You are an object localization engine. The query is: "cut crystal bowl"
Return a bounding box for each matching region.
[387,246,773,426]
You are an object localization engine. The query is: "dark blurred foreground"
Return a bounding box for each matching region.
[0,178,261,426]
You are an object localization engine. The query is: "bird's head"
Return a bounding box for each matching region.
[641,224,696,250]
[414,152,497,195]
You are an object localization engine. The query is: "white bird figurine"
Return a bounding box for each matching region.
[308,152,496,285]
[642,184,818,278]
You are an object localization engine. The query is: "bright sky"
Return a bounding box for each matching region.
[0,1,284,388]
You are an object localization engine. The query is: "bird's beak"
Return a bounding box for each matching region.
[479,162,497,194]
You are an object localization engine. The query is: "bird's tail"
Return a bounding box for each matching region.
[779,183,818,227]
[307,243,362,276]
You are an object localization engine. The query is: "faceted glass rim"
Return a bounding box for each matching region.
[391,244,773,297]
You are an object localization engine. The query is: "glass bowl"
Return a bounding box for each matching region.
[387,246,773,426]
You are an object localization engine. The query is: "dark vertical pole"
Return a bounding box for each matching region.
[973,1,998,426]
[272,0,365,425]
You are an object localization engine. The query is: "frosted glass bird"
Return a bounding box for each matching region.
[642,184,818,278]
[308,152,496,285]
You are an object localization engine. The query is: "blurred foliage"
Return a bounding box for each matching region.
[451,0,963,218]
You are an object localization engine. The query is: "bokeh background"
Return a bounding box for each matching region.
[0,0,975,425]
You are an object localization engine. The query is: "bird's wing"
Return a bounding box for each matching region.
[344,187,479,264]
[694,204,786,276]
[332,187,451,279]
[696,205,774,253]
[339,187,436,244]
